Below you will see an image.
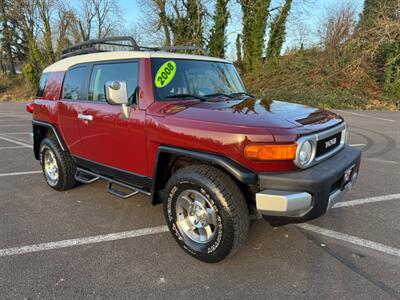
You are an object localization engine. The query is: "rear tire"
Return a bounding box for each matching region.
[39,137,77,191]
[163,165,250,263]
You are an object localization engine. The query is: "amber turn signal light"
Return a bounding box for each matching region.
[244,144,297,161]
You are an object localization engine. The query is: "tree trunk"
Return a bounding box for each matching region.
[265,0,293,60]
[0,0,17,75]
[208,0,230,58]
[240,0,272,72]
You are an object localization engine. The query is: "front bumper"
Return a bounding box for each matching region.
[256,145,361,223]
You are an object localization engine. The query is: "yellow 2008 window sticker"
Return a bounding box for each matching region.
[155,61,176,88]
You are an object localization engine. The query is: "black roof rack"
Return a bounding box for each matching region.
[61,36,140,59]
[60,36,209,60]
[141,45,208,56]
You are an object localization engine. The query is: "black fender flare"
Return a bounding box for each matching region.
[32,120,68,159]
[151,146,257,205]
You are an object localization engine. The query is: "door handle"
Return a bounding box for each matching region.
[78,113,93,121]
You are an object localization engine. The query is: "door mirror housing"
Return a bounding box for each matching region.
[105,81,129,105]
[105,81,130,119]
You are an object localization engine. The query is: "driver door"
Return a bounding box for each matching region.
[77,60,147,176]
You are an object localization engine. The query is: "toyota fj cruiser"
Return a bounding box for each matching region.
[28,37,361,262]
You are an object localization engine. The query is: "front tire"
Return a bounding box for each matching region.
[40,137,77,191]
[163,165,250,263]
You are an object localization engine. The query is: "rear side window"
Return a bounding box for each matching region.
[36,73,50,97]
[62,66,88,100]
[88,62,138,103]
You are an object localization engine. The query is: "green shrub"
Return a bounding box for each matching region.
[22,63,40,89]
[244,47,397,110]
[383,43,400,104]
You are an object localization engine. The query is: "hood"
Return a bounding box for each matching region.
[162,97,341,129]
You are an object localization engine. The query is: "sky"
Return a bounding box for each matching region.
[116,0,364,61]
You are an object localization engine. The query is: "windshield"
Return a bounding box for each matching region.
[151,58,246,100]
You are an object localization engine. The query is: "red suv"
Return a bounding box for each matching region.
[29,37,361,262]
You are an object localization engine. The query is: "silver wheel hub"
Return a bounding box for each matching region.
[43,149,59,186]
[175,189,218,243]
[188,201,208,228]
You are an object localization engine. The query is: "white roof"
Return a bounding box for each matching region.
[43,51,230,72]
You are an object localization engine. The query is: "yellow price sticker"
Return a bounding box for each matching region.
[155,61,177,88]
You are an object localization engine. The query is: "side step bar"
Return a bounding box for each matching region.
[75,167,151,198]
[75,169,100,184]
[107,182,139,199]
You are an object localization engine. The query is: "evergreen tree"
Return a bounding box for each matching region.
[208,0,230,58]
[0,0,17,75]
[240,0,271,72]
[265,0,292,60]
[236,34,242,63]
[235,34,243,72]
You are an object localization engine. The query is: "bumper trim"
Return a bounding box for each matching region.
[256,190,312,217]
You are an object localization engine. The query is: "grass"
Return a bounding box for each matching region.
[0,73,34,102]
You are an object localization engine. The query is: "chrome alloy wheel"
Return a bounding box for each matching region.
[43,148,59,186]
[175,189,218,243]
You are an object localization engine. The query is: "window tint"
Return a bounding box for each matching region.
[36,73,50,97]
[62,66,87,100]
[88,62,138,103]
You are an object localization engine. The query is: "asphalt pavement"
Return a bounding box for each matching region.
[0,102,399,299]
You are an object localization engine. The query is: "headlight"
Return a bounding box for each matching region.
[296,140,314,167]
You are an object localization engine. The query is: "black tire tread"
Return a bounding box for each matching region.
[40,137,77,191]
[165,164,250,260]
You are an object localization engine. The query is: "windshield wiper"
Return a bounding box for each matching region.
[163,94,207,101]
[203,93,234,99]
[230,92,255,98]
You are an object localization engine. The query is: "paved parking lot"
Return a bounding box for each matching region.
[0,102,399,299]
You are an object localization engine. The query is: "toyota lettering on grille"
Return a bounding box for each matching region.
[325,137,337,148]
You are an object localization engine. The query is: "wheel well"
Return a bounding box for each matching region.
[33,125,48,159]
[33,124,60,160]
[151,151,256,207]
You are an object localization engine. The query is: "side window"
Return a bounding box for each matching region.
[36,73,50,97]
[62,66,88,100]
[88,62,138,103]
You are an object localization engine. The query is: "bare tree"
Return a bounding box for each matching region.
[140,0,208,48]
[319,2,356,57]
[93,0,121,39]
[76,0,96,41]
[56,2,75,55]
[36,0,56,63]
[73,0,121,41]
[152,0,172,46]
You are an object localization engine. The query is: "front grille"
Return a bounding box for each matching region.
[294,122,346,169]
[316,131,342,157]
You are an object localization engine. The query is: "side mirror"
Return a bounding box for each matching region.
[105,81,129,105]
[105,81,130,119]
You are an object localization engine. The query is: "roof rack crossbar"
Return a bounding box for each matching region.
[61,48,107,59]
[61,36,139,59]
